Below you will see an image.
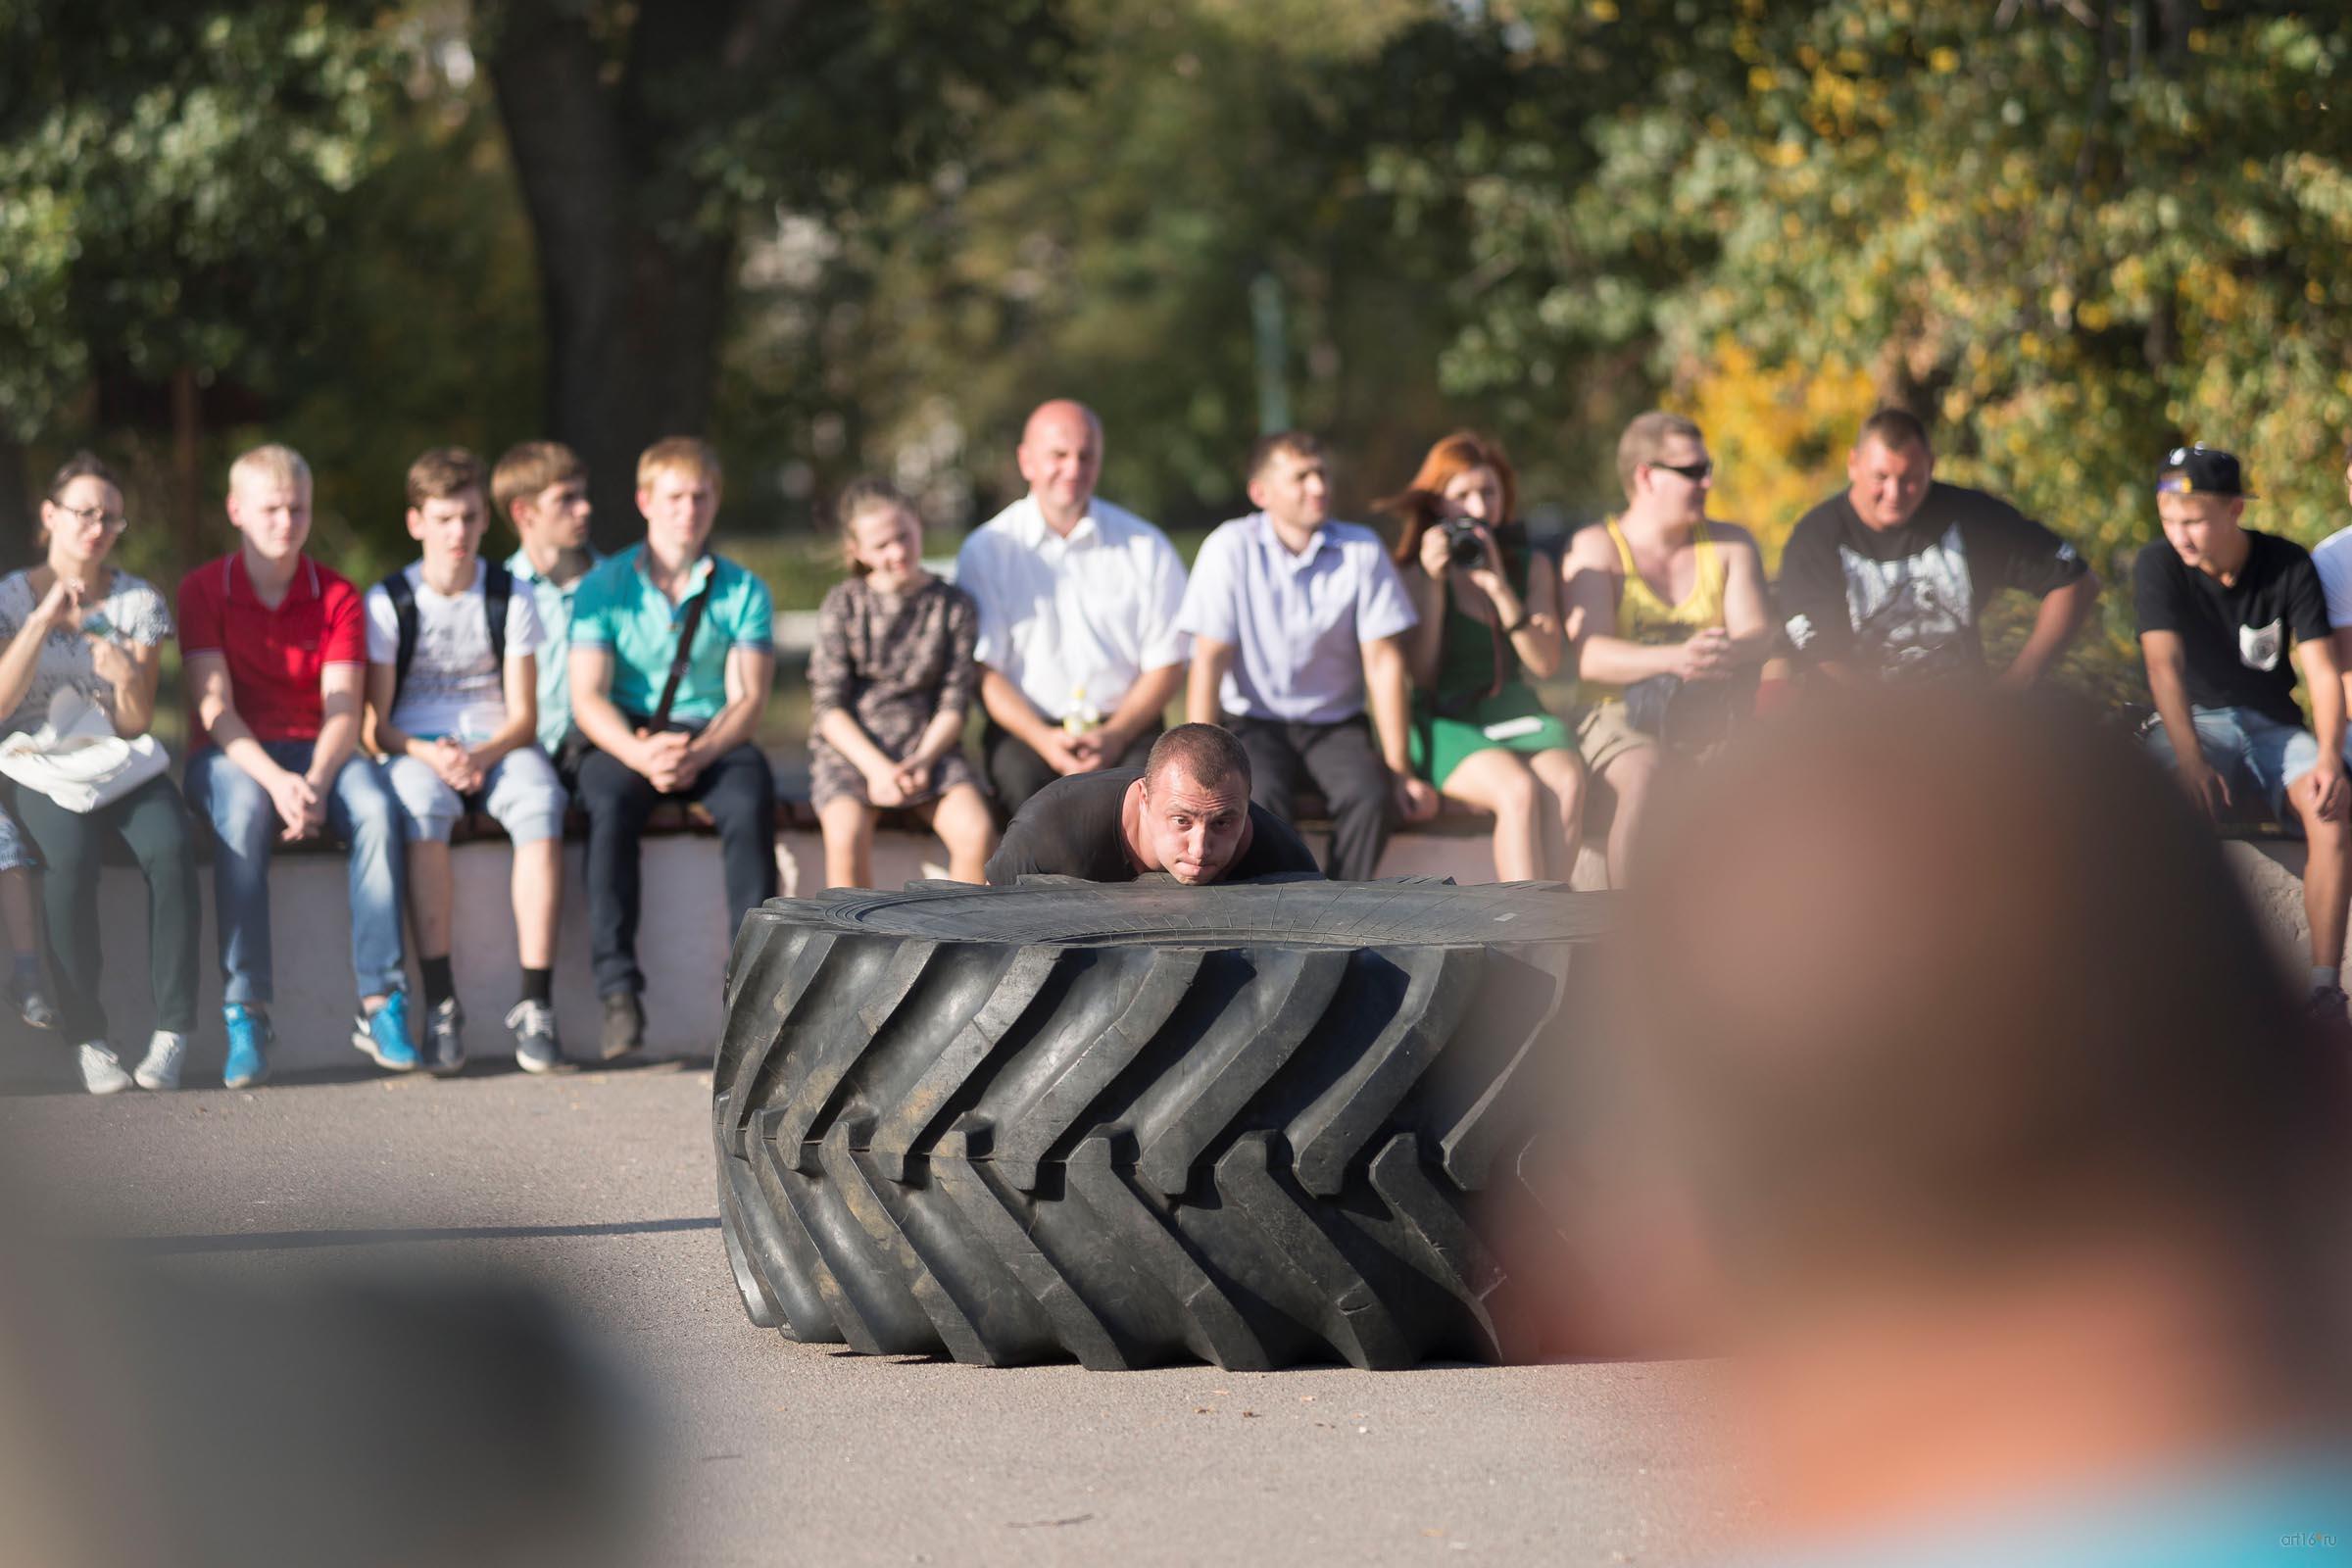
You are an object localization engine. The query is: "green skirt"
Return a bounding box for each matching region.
[1408,683,1573,791]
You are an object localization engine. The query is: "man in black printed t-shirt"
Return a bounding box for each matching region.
[2135,443,2352,1020]
[1779,409,2101,684]
[985,722,1323,886]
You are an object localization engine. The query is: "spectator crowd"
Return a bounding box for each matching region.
[13,398,2352,1093]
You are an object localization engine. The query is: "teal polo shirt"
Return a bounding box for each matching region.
[569,544,773,725]
[506,545,603,756]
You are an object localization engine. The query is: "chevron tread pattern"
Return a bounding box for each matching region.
[713,882,1594,1369]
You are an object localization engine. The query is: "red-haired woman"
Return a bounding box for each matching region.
[1382,432,1585,883]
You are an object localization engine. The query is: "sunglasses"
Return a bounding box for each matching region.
[1647,460,1712,481]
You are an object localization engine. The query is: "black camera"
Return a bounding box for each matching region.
[1441,516,1487,566]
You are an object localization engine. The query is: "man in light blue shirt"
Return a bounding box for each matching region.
[1178,432,1434,879]
[493,441,602,771]
[567,438,776,1057]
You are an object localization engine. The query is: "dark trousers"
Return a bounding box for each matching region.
[1229,713,1396,882]
[574,740,776,996]
[982,720,1156,821]
[12,773,202,1040]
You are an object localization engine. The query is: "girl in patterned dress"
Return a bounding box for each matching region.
[809,480,997,887]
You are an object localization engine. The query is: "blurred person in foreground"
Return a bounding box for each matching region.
[2135,444,2352,1019]
[1615,690,2351,1566]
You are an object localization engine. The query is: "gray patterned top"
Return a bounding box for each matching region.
[0,566,172,735]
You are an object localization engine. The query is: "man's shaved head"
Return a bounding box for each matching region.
[1017,400,1104,533]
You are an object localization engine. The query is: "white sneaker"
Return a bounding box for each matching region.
[132,1030,187,1092]
[76,1041,132,1096]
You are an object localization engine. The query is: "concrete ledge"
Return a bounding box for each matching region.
[36,818,2311,1092]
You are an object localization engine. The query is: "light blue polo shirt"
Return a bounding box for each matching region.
[1175,513,1418,723]
[569,544,773,725]
[506,545,603,756]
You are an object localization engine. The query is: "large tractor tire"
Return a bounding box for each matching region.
[711,878,1604,1370]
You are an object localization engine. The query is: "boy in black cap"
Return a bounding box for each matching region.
[2135,443,2352,1016]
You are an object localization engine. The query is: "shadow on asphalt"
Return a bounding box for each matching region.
[104,1216,722,1254]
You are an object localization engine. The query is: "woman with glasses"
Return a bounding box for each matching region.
[1381,430,1586,884]
[0,454,200,1093]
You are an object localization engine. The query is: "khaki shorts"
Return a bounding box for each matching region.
[1575,702,1657,775]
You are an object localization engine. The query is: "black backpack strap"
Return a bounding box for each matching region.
[650,584,711,729]
[378,569,418,706]
[482,558,512,668]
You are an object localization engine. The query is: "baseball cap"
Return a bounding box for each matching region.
[2156,444,2255,498]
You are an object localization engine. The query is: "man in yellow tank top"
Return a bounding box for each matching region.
[1560,413,1773,883]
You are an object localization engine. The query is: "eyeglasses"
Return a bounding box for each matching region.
[54,504,126,530]
[1647,460,1713,481]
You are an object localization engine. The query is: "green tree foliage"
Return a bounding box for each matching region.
[0,2,396,430]
[1394,0,2352,561]
[719,0,1618,535]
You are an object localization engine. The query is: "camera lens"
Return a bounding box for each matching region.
[1445,519,1484,565]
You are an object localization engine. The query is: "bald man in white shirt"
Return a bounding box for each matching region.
[956,400,1191,815]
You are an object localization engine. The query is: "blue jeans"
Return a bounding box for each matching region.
[187,741,407,1005]
[2142,705,2346,820]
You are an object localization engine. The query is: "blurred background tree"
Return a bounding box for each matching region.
[5,0,2351,707]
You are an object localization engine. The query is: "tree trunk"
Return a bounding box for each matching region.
[485,1,744,551]
[172,366,202,571]
[0,438,33,569]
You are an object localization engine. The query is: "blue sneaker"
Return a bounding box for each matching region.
[353,988,418,1072]
[222,1004,272,1089]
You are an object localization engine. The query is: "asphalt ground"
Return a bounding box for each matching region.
[0,1060,1743,1566]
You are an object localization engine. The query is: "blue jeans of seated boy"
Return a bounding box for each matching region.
[2141,704,2352,822]
[187,740,407,1005]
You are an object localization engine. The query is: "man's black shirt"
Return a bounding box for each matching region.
[2132,531,2328,727]
[985,767,1323,885]
[1778,482,2088,681]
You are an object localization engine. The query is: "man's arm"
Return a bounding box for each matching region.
[309,664,366,787]
[2139,630,2228,819]
[473,652,539,768]
[681,644,772,773]
[2297,636,2350,821]
[1362,634,1438,822]
[1187,637,1236,726]
[1996,571,2101,690]
[567,644,658,777]
[1776,514,1864,683]
[980,666,1083,774]
[1090,662,1183,762]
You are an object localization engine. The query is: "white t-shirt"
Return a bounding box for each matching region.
[0,567,173,736]
[2312,526,2352,630]
[364,561,545,742]
[954,494,1189,721]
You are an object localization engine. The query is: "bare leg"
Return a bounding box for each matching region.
[917,784,999,884]
[511,837,562,971]
[2291,770,2351,972]
[1527,747,1589,885]
[818,798,878,890]
[0,867,38,959]
[1598,745,1660,888]
[1440,748,1543,883]
[409,839,453,959]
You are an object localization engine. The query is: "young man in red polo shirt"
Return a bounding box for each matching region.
[180,444,414,1088]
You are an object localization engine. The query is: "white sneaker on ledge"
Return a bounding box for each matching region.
[133,1030,187,1092]
[76,1041,131,1096]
